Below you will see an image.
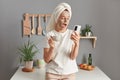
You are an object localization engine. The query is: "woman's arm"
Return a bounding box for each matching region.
[44,47,54,63]
[44,37,55,63]
[70,32,80,60]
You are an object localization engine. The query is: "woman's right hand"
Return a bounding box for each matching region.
[48,36,55,48]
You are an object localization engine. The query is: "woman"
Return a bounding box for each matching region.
[44,3,80,80]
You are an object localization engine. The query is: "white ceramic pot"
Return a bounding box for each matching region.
[25,61,33,69]
[85,32,91,37]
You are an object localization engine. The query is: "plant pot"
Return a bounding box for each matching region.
[25,61,33,69]
[85,32,91,37]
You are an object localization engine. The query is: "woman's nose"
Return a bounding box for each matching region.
[64,18,68,22]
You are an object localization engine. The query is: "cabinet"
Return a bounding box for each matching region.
[80,36,97,48]
[10,66,111,80]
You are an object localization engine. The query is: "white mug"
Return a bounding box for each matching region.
[37,59,45,68]
[52,35,61,41]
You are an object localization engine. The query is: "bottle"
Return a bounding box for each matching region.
[88,53,92,65]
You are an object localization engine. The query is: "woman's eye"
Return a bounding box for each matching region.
[61,17,64,19]
[66,18,69,21]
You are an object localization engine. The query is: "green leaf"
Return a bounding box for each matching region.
[17,40,39,63]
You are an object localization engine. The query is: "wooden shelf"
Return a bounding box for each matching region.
[80,36,97,48]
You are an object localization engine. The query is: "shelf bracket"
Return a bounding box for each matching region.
[80,36,97,48]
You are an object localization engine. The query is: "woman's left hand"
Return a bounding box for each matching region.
[71,31,80,46]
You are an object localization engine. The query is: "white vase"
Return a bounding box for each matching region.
[85,32,91,37]
[25,61,33,69]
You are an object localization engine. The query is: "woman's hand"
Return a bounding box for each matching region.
[71,31,80,46]
[48,36,55,48]
[70,32,80,60]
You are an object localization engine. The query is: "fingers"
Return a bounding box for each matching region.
[74,31,78,35]
[48,36,53,43]
[74,31,80,37]
[71,32,80,42]
[48,36,55,48]
[50,36,54,40]
[71,35,79,41]
[48,36,54,41]
[72,32,80,38]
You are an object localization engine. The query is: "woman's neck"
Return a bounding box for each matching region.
[55,25,67,33]
[55,28,67,33]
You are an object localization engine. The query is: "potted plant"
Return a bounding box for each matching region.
[18,40,38,71]
[81,24,93,36]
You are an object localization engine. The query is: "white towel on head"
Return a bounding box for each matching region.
[46,3,72,32]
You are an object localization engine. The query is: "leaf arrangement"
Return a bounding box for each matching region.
[81,24,93,36]
[85,24,92,32]
[18,40,38,63]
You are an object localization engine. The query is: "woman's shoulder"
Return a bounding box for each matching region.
[47,30,54,34]
[46,30,55,37]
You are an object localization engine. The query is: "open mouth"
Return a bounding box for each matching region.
[63,23,67,27]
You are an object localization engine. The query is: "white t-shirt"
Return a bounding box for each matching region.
[44,29,78,75]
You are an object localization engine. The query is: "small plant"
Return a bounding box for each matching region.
[85,24,92,32]
[18,40,38,63]
[81,24,93,36]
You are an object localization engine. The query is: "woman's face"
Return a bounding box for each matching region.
[55,10,70,32]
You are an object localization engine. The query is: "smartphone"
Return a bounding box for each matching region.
[73,25,81,34]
